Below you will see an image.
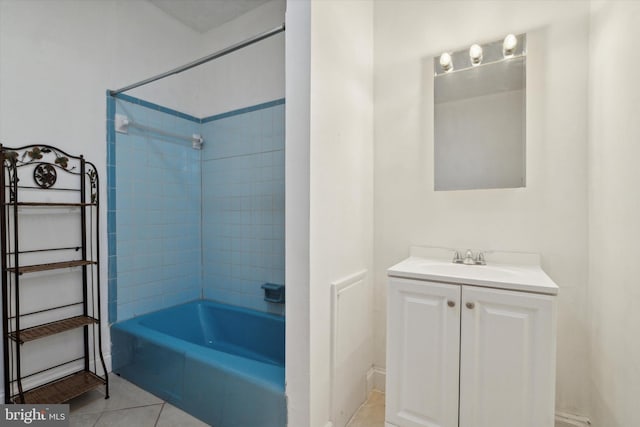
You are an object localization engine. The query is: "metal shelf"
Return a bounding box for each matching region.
[1,144,108,404]
[6,260,96,274]
[13,202,96,207]
[9,316,98,343]
[12,371,105,404]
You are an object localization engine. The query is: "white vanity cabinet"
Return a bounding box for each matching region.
[459,285,555,427]
[385,250,557,427]
[386,277,461,427]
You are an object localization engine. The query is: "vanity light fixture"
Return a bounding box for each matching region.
[439,52,453,72]
[469,44,483,65]
[433,34,525,77]
[503,34,518,57]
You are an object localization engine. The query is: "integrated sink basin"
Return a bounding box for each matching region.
[388,247,558,295]
[415,261,521,279]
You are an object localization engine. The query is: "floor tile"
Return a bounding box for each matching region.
[363,390,385,406]
[69,411,101,427]
[349,390,575,427]
[70,374,163,415]
[93,404,163,427]
[69,389,107,414]
[347,390,385,427]
[155,403,209,427]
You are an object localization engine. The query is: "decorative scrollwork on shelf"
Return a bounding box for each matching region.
[7,165,18,203]
[87,168,98,204]
[24,146,46,160]
[1,145,84,200]
[1,151,19,164]
[55,156,70,169]
[16,147,75,171]
[33,164,57,189]
[2,150,20,202]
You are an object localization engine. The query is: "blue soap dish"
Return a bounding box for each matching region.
[261,283,285,304]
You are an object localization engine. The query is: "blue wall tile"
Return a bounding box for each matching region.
[106,91,117,321]
[111,95,284,320]
[113,96,202,321]
[201,103,285,313]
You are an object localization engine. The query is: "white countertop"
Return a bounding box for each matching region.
[388,247,558,295]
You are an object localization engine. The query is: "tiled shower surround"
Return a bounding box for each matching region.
[201,104,285,312]
[107,95,285,322]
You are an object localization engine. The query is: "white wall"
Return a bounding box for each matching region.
[589,1,640,426]
[0,0,202,136]
[373,0,591,416]
[0,0,202,393]
[197,0,285,117]
[286,1,375,426]
[285,2,311,425]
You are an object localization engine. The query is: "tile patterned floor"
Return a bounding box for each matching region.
[72,374,384,427]
[69,374,208,427]
[70,377,571,427]
[346,390,573,427]
[346,390,385,427]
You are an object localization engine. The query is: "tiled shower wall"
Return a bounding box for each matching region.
[111,96,202,321]
[201,101,285,315]
[108,96,285,321]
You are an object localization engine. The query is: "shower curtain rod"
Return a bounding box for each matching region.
[109,23,285,96]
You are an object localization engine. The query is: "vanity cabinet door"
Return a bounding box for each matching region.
[459,285,556,427]
[386,278,461,427]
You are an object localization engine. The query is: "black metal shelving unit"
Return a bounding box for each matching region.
[0,144,108,404]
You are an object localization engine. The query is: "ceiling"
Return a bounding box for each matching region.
[148,0,273,33]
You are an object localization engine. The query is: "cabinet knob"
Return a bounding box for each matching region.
[447,300,455,308]
[466,302,475,309]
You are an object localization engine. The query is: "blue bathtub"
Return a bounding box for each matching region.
[111,300,285,427]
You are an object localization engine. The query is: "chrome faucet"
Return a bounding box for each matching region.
[463,249,476,265]
[452,249,486,265]
[475,251,486,265]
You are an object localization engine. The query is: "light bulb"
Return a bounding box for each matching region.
[439,52,453,72]
[469,44,483,65]
[503,34,518,57]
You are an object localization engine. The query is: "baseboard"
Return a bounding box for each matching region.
[370,366,386,392]
[366,367,374,394]
[555,411,591,426]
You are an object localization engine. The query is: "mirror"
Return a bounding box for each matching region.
[434,34,526,191]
